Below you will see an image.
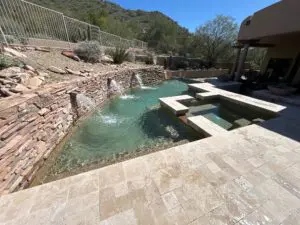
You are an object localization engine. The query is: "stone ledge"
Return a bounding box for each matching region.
[159,95,194,116]
[187,115,228,137]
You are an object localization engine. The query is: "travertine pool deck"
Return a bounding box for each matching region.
[1,87,300,225]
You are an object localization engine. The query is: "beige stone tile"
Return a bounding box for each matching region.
[113,181,128,198]
[64,191,99,218]
[106,209,138,225]
[142,151,166,172]
[208,204,236,225]
[206,161,221,174]
[217,181,243,199]
[280,208,300,225]
[223,193,254,222]
[234,176,254,192]
[162,191,180,210]
[167,205,190,225]
[223,156,254,174]
[68,173,99,199]
[175,183,224,215]
[189,215,211,225]
[133,201,156,225]
[239,207,279,225]
[257,179,300,222]
[99,186,115,202]
[151,164,183,194]
[239,187,267,210]
[0,187,38,223]
[30,187,68,213]
[122,157,149,180]
[247,156,265,168]
[243,169,268,187]
[99,163,125,188]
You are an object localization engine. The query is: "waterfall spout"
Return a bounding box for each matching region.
[108,79,124,96]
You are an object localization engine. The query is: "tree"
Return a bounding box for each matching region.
[194,15,238,67]
[247,48,267,70]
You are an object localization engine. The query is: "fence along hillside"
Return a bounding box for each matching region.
[0,0,147,49]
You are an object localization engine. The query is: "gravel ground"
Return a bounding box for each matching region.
[23,49,154,84]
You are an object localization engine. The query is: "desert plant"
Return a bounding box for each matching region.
[145,54,154,65]
[108,48,129,64]
[0,54,23,70]
[74,41,102,63]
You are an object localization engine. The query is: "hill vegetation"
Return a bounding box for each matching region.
[30,0,191,54]
[30,0,253,67]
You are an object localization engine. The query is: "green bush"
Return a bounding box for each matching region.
[107,48,129,64]
[74,41,102,63]
[145,54,154,65]
[0,54,23,70]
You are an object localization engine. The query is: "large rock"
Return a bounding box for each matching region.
[4,47,27,58]
[19,73,31,85]
[27,77,43,89]
[62,50,80,61]
[48,66,66,74]
[10,84,29,93]
[24,65,35,72]
[0,67,22,78]
[0,87,14,97]
[65,68,82,76]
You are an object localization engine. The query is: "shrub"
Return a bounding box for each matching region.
[0,54,23,70]
[145,54,154,65]
[107,48,129,64]
[74,41,102,63]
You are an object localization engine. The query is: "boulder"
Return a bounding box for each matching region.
[10,84,29,93]
[27,77,43,89]
[0,87,14,97]
[4,47,27,58]
[36,71,49,77]
[48,66,66,74]
[19,73,31,85]
[38,108,50,116]
[61,50,80,61]
[101,55,113,63]
[24,65,35,72]
[35,47,50,52]
[65,68,82,76]
[0,67,22,78]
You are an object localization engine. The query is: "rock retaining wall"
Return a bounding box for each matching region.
[0,66,164,194]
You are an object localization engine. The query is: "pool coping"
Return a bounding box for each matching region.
[160,82,286,138]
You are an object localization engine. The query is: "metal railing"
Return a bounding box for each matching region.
[0,0,147,49]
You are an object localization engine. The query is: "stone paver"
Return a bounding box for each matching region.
[1,86,300,225]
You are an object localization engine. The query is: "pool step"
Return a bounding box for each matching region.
[187,115,228,137]
[196,92,219,100]
[159,95,194,116]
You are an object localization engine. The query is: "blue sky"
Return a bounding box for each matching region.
[111,0,279,32]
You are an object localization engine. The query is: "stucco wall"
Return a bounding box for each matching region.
[260,34,300,76]
[238,0,300,41]
[0,67,164,194]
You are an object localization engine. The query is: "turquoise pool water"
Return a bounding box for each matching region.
[186,99,275,130]
[45,80,200,179]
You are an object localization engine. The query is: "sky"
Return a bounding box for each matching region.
[111,0,279,32]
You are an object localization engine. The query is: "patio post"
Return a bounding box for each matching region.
[231,47,242,78]
[235,44,250,81]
